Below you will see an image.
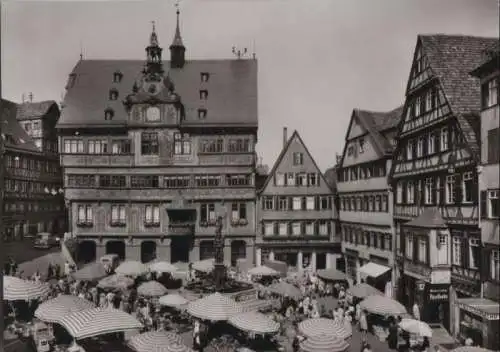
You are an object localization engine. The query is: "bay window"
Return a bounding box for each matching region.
[452,237,462,266]
[469,238,480,269]
[418,238,427,263]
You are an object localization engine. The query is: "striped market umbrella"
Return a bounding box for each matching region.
[128,331,185,352]
[137,281,168,297]
[71,262,109,281]
[452,348,494,352]
[3,275,51,301]
[298,318,352,340]
[59,307,142,340]
[115,261,149,276]
[35,295,94,323]
[187,292,243,321]
[267,281,302,299]
[228,311,280,334]
[155,342,195,352]
[97,274,134,290]
[192,258,215,273]
[300,334,350,352]
[248,266,279,277]
[360,295,407,316]
[347,283,383,299]
[399,318,433,337]
[149,261,178,274]
[159,293,188,308]
[316,269,347,282]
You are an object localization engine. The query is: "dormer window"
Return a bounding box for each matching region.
[200,90,208,100]
[109,89,119,101]
[104,108,115,121]
[200,72,210,82]
[113,71,123,83]
[66,73,77,89]
[198,109,207,119]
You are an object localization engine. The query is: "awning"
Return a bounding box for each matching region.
[457,298,499,321]
[359,262,391,278]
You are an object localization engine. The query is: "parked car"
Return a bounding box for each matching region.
[100,254,120,271]
[33,232,59,249]
[30,320,54,352]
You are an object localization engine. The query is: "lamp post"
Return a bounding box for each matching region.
[213,204,227,292]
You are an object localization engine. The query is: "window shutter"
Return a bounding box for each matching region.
[431,178,437,204]
[454,174,462,204]
[481,247,490,282]
[413,236,418,263]
[287,222,292,235]
[301,197,306,210]
[273,222,278,235]
[288,198,293,211]
[261,222,265,235]
[480,190,487,219]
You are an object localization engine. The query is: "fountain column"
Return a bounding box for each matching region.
[256,248,262,266]
[213,215,226,291]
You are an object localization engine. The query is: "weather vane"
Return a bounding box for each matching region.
[151,20,156,32]
[232,46,248,59]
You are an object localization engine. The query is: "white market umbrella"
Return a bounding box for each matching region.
[298,318,352,340]
[399,318,433,337]
[347,283,383,299]
[97,274,134,290]
[71,262,108,281]
[115,261,149,276]
[360,294,407,316]
[128,331,190,352]
[187,292,243,321]
[300,334,350,352]
[228,311,280,334]
[149,261,177,274]
[192,258,215,273]
[3,275,51,301]
[137,281,168,297]
[248,265,279,277]
[159,293,188,308]
[59,307,142,340]
[35,295,94,324]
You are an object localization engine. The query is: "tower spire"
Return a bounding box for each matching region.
[169,2,186,68]
[144,20,163,75]
[172,5,184,47]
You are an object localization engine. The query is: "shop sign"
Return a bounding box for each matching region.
[458,302,500,321]
[428,285,449,302]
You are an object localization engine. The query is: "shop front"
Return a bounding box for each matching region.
[424,284,450,329]
[359,255,392,293]
[344,248,359,282]
[455,298,500,350]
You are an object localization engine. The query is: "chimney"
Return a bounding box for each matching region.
[283,127,288,148]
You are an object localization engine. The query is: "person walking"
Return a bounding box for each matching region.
[359,309,368,342]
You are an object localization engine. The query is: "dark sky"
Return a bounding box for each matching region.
[2,0,498,169]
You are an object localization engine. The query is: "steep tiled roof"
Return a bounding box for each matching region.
[404,207,447,229]
[16,100,58,120]
[57,59,258,127]
[354,106,403,155]
[1,99,39,152]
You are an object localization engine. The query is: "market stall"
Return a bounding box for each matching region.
[298,318,352,340]
[34,295,94,324]
[137,281,168,297]
[299,334,350,352]
[128,331,193,352]
[187,292,242,321]
[3,275,51,301]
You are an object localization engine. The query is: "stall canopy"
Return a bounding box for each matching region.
[347,283,383,299]
[137,281,168,297]
[159,293,188,308]
[3,276,51,301]
[267,281,302,300]
[248,265,279,277]
[128,331,192,352]
[299,334,350,352]
[115,261,149,276]
[34,295,94,324]
[457,298,500,321]
[316,269,347,282]
[149,261,178,274]
[192,258,215,273]
[228,311,280,334]
[97,274,134,290]
[360,295,407,316]
[358,262,391,279]
[187,292,243,321]
[59,307,142,340]
[298,318,352,340]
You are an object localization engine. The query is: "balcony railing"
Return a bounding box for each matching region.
[198,152,255,166]
[61,154,134,167]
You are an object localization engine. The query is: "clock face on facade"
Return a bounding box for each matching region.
[146,106,161,122]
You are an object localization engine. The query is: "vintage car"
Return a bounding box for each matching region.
[34,232,60,249]
[30,320,54,352]
[100,254,120,271]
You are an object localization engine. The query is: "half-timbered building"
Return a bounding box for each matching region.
[256,128,340,271]
[390,35,498,331]
[336,106,403,292]
[57,12,258,266]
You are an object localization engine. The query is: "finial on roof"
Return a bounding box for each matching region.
[150,20,159,46]
[171,1,184,47]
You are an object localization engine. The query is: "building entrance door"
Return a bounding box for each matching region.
[171,236,191,263]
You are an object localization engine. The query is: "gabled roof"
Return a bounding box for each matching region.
[324,165,338,191]
[404,207,447,229]
[1,99,40,153]
[259,130,335,194]
[416,34,498,159]
[16,100,58,120]
[57,59,258,128]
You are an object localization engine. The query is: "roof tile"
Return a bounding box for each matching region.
[16,100,57,120]
[405,207,447,229]
[1,99,40,152]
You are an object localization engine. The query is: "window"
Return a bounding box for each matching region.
[111,205,126,225]
[174,133,191,155]
[491,250,500,280]
[264,222,274,236]
[228,138,251,153]
[385,235,392,251]
[24,123,32,131]
[275,173,285,186]
[296,173,307,186]
[488,190,500,218]
[164,176,190,188]
[109,89,118,101]
[63,139,84,154]
[440,128,449,151]
[306,196,315,210]
[199,139,223,153]
[318,221,328,235]
[197,109,207,119]
[446,175,456,204]
[200,72,210,82]
[347,145,354,157]
[415,96,421,117]
[67,174,95,187]
[99,175,126,188]
[145,205,160,225]
[113,71,123,83]
[292,222,301,236]
[375,195,381,211]
[195,175,221,187]
[359,138,365,153]
[418,238,427,263]
[482,77,499,109]
[231,203,247,221]
[307,173,318,186]
[452,237,462,266]
[320,196,332,210]
[35,140,42,149]
[368,196,374,211]
[406,140,414,160]
[396,182,403,203]
[77,205,93,224]
[199,90,208,100]
[407,181,415,204]
[279,222,288,236]
[428,132,436,154]
[200,203,216,223]
[416,137,424,158]
[263,197,274,210]
[293,152,304,165]
[226,174,251,186]
[469,238,480,269]
[305,221,314,235]
[487,128,500,163]
[287,173,296,186]
[141,132,159,155]
[112,140,131,154]
[406,234,414,259]
[425,178,433,204]
[462,172,473,203]
[104,109,114,121]
[88,140,108,154]
[278,196,288,210]
[131,176,159,188]
[292,197,302,210]
[437,234,448,265]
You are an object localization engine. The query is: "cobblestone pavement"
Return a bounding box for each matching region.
[4,238,59,266]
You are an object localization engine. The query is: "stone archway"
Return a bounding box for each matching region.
[141,241,157,263]
[78,241,97,263]
[230,240,246,267]
[106,241,125,260]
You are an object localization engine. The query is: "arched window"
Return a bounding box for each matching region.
[109,89,119,101]
[104,108,114,121]
[113,70,123,83]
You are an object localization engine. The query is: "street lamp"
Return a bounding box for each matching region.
[213,203,227,292]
